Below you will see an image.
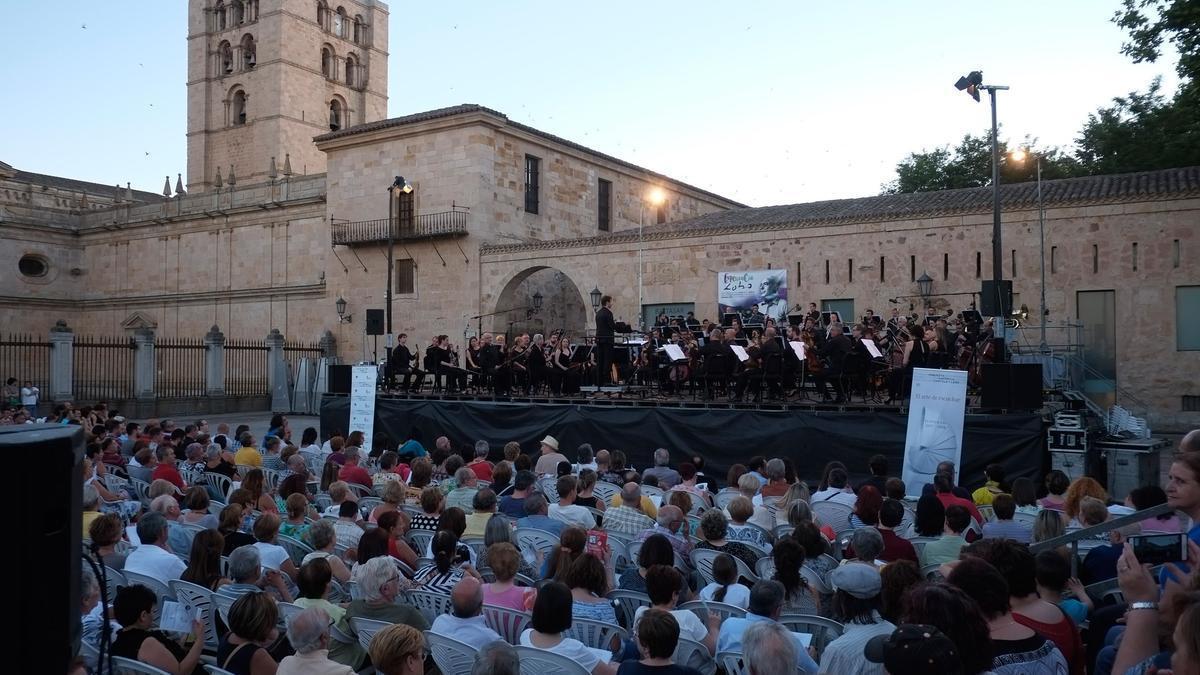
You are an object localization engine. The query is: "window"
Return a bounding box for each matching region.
[1178,286,1200,350]
[1093,244,1099,274]
[353,15,364,43]
[1174,239,1181,268]
[943,253,949,281]
[18,255,48,278]
[656,200,667,224]
[316,0,328,29]
[240,34,255,70]
[848,258,853,284]
[396,258,415,295]
[1011,249,1017,278]
[344,54,357,87]
[231,0,244,24]
[524,155,540,214]
[597,179,611,231]
[321,46,334,78]
[218,41,233,74]
[215,1,227,31]
[1184,395,1200,412]
[328,99,342,131]
[231,89,247,125]
[1051,246,1057,274]
[825,259,830,284]
[335,6,347,38]
[910,255,915,282]
[796,262,802,287]
[1132,242,1138,271]
[976,251,981,279]
[879,256,885,283]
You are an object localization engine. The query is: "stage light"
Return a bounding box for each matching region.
[954,70,983,102]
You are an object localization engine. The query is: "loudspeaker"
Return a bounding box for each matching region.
[365,309,385,336]
[1,424,83,673]
[328,364,353,394]
[979,280,1013,317]
[981,363,1043,409]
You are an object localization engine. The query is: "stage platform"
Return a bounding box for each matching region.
[320,393,1047,486]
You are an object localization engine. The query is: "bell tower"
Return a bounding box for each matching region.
[186,0,389,192]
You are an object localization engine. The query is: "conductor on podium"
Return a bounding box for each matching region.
[595,295,615,385]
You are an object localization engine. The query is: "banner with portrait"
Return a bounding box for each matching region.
[901,367,969,496]
[716,270,789,323]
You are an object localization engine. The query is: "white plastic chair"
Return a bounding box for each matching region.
[563,617,627,651]
[755,556,776,580]
[591,481,618,503]
[277,533,314,566]
[777,613,845,656]
[425,630,481,674]
[678,599,746,623]
[514,645,592,675]
[921,563,945,580]
[406,530,434,554]
[211,592,237,627]
[606,589,651,630]
[690,547,758,586]
[121,570,175,623]
[482,603,532,644]
[405,589,453,623]
[811,501,854,538]
[716,651,751,675]
[674,636,717,675]
[203,665,238,675]
[112,657,172,675]
[104,566,128,600]
[168,579,219,651]
[514,528,560,560]
[350,616,392,652]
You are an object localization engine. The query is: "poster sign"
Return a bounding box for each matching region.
[348,365,378,455]
[901,367,968,496]
[717,270,789,323]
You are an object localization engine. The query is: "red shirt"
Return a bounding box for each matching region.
[1014,611,1084,675]
[339,464,372,488]
[152,463,186,491]
[879,528,919,564]
[468,460,494,482]
[936,492,984,523]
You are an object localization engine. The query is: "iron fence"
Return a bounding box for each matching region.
[0,333,51,397]
[154,336,207,398]
[73,335,135,401]
[226,337,269,397]
[283,340,324,361]
[330,209,469,245]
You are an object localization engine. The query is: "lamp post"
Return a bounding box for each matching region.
[917,272,933,301]
[386,176,413,369]
[638,187,667,331]
[1011,148,1048,352]
[590,287,602,313]
[335,296,351,324]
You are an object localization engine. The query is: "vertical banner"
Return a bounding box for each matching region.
[348,364,377,455]
[717,270,789,323]
[901,367,968,495]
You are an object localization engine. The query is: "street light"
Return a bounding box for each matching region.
[1010,148,1048,352]
[335,296,351,323]
[386,175,414,370]
[639,188,667,331]
[590,287,602,312]
[916,272,934,300]
[531,291,544,312]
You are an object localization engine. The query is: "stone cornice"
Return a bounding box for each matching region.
[0,281,327,311]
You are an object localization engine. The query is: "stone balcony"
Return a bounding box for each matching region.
[330,209,469,245]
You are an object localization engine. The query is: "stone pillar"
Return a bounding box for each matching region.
[133,328,156,400]
[319,329,338,364]
[205,325,226,396]
[48,320,74,402]
[266,328,285,394]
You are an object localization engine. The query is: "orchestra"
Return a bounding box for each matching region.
[380,298,1001,404]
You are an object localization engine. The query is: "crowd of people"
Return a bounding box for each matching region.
[73,412,1200,675]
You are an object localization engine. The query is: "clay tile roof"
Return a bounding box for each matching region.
[10,169,162,203]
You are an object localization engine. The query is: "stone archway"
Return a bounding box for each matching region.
[492,266,589,339]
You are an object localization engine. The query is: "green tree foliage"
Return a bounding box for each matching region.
[882,132,1083,194]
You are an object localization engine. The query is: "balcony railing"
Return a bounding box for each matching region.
[331,210,469,245]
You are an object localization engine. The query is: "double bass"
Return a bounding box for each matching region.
[802,329,823,377]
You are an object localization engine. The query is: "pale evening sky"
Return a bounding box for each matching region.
[0,1,1179,207]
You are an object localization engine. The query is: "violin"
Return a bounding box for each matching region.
[802,330,822,376]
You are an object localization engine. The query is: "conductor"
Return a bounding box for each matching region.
[595,295,615,386]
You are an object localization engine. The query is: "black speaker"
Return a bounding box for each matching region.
[365,309,385,336]
[979,280,1013,317]
[981,363,1043,409]
[328,364,353,394]
[1,424,83,673]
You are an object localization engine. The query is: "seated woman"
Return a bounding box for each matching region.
[543,526,587,581]
[784,499,835,542]
[481,542,536,611]
[276,474,318,518]
[182,529,231,592]
[410,486,443,531]
[111,584,206,675]
[300,519,352,584]
[204,443,238,480]
[219,504,258,555]
[790,522,838,581]
[88,513,129,570]
[369,480,404,524]
[367,624,426,675]
[697,552,750,609]
[279,493,312,543]
[726,496,773,552]
[573,469,607,513]
[414,530,481,594]
[1038,470,1069,512]
[294,558,359,668]
[772,537,819,614]
[849,485,883,529]
[478,514,538,579]
[252,512,299,583]
[217,591,281,675]
[619,534,675,594]
[635,564,719,656]
[565,553,618,625]
[179,487,219,529]
[372,451,407,490]
[519,581,617,675]
[243,469,279,515]
[405,458,433,503]
[350,528,393,583]
[694,509,758,569]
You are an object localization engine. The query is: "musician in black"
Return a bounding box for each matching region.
[886,308,903,332]
[759,326,784,399]
[814,323,853,403]
[806,302,822,326]
[526,333,547,394]
[745,304,765,326]
[427,335,466,392]
[388,333,424,392]
[594,295,616,386]
[699,328,731,399]
[478,332,500,390]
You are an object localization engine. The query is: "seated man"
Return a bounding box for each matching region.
[636,505,692,560]
[515,494,566,536]
[919,505,971,567]
[472,640,520,675]
[548,475,596,530]
[430,577,502,645]
[500,470,536,518]
[717,580,819,674]
[123,512,186,581]
[981,493,1032,544]
[215,544,294,604]
[604,483,655,536]
[338,447,372,488]
[277,606,355,675]
[445,467,481,514]
[642,448,681,489]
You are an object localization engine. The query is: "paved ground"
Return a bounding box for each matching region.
[133,411,320,443]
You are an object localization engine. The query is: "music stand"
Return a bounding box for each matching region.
[571,345,593,363]
[722,312,740,327]
[744,323,764,335]
[959,309,983,324]
[820,311,833,326]
[787,313,804,328]
[661,326,675,340]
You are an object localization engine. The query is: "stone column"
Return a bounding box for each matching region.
[48,320,74,402]
[266,328,291,411]
[204,325,226,396]
[319,329,338,363]
[133,328,156,400]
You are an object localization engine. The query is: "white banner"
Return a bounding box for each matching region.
[348,364,378,456]
[717,269,789,323]
[901,367,968,496]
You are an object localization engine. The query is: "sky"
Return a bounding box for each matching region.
[0,1,1180,207]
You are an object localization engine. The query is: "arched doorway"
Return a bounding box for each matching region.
[491,266,588,339]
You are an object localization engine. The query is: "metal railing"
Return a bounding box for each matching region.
[0,334,50,395]
[73,335,135,401]
[330,209,469,245]
[155,337,207,398]
[1029,502,1177,577]
[225,338,269,397]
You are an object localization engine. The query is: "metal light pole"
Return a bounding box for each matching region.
[1011,149,1048,352]
[637,188,666,332]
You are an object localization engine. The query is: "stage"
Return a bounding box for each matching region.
[319,393,1048,487]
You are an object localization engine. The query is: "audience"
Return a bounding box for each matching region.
[643,448,682,489]
[446,466,481,513]
[301,519,352,583]
[918,505,970,567]
[500,469,536,517]
[431,576,503,644]
[695,509,756,568]
[550,475,598,529]
[878,560,922,625]
[698,552,751,608]
[343,557,429,637]
[624,608,704,675]
[413,530,480,592]
[970,463,1007,506]
[278,606,354,675]
[604,483,655,535]
[862,623,965,675]
[818,563,894,675]
[636,565,719,656]
[481,542,537,611]
[716,580,819,674]
[980,493,1031,543]
[217,591,281,675]
[517,493,567,535]
[367,624,426,675]
[520,581,617,675]
[110,584,206,675]
[472,640,520,675]
[124,512,186,581]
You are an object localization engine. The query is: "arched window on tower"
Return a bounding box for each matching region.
[245,0,258,22]
[214,1,226,31]
[329,99,345,131]
[231,89,247,126]
[241,34,256,70]
[231,0,244,24]
[218,41,234,75]
[316,0,329,30]
[321,46,334,78]
[335,6,347,38]
[353,15,364,44]
[345,53,358,87]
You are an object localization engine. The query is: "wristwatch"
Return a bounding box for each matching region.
[1128,601,1159,611]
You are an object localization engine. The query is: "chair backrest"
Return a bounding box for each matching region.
[513,646,592,675]
[811,501,854,536]
[773,523,795,540]
[690,547,758,586]
[424,630,481,674]
[606,590,651,630]
[641,485,665,500]
[714,489,740,511]
[514,528,560,560]
[168,579,220,650]
[977,505,995,522]
[716,651,750,675]
[563,617,628,651]
[121,570,174,623]
[755,556,777,580]
[1012,511,1038,527]
[112,656,173,675]
[777,613,845,656]
[678,599,747,623]
[276,601,305,624]
[350,616,392,653]
[460,536,487,562]
[674,636,717,675]
[591,481,618,503]
[536,477,559,501]
[203,664,238,675]
[799,564,833,595]
[204,472,232,501]
[345,483,373,499]
[211,591,237,627]
[358,496,384,517]
[907,537,938,557]
[276,533,315,566]
[405,589,453,623]
[407,530,434,554]
[482,603,532,644]
[104,566,128,599]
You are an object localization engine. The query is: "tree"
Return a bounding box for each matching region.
[882,132,1082,194]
